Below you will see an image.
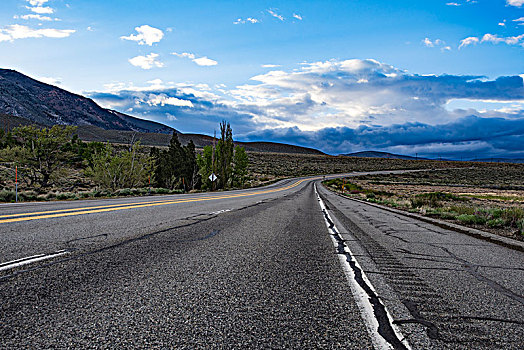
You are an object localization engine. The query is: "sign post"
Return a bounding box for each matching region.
[15,166,18,203]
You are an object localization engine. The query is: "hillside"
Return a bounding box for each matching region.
[0,69,174,134]
[0,70,325,155]
[341,151,424,160]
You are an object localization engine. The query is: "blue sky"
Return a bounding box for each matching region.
[1,0,523,158]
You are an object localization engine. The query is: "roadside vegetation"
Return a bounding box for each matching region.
[323,169,524,240]
[0,121,248,202]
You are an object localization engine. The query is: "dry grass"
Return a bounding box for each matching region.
[323,164,524,241]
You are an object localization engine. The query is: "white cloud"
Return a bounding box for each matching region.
[121,25,164,46]
[268,9,284,21]
[446,0,477,6]
[0,24,75,42]
[128,53,164,69]
[27,6,54,14]
[28,0,49,5]
[262,64,281,68]
[193,57,218,66]
[293,13,303,20]
[459,36,479,49]
[166,113,177,121]
[499,20,506,26]
[172,52,218,66]
[513,17,524,22]
[173,52,195,59]
[481,33,524,45]
[423,37,444,47]
[146,93,194,107]
[507,0,524,7]
[14,14,55,21]
[234,17,259,24]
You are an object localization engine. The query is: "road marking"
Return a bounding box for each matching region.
[0,178,317,224]
[0,250,69,272]
[315,185,411,350]
[210,209,231,215]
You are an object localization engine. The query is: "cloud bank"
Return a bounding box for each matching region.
[89,59,524,158]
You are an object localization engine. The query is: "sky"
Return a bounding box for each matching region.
[0,0,523,159]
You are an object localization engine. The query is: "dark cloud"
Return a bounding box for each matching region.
[240,115,524,159]
[87,59,524,159]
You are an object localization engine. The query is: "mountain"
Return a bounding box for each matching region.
[341,151,425,160]
[0,69,173,134]
[0,69,323,155]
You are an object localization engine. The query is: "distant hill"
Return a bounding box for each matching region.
[0,69,323,155]
[0,69,174,134]
[341,151,424,160]
[471,158,524,164]
[0,113,323,154]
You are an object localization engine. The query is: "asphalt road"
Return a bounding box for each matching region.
[0,173,522,349]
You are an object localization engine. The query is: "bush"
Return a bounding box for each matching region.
[20,190,38,201]
[411,192,465,208]
[0,190,16,202]
[56,192,75,200]
[457,214,487,225]
[517,219,524,235]
[115,188,132,196]
[487,218,505,228]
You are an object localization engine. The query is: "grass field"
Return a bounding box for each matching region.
[322,164,524,241]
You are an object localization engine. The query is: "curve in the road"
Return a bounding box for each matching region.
[0,177,318,224]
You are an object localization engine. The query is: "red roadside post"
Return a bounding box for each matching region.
[15,166,18,203]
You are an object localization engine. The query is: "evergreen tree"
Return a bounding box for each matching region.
[153,132,199,191]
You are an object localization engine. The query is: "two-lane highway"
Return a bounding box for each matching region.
[1,173,523,348]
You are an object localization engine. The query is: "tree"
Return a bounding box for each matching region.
[197,145,213,190]
[216,121,234,189]
[152,132,199,191]
[0,125,76,188]
[86,142,153,190]
[232,146,249,188]
[197,121,248,190]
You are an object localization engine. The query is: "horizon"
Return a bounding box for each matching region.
[1,0,523,159]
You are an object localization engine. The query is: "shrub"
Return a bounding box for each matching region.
[486,218,505,228]
[115,188,132,196]
[517,219,524,235]
[457,214,486,225]
[20,190,38,201]
[56,192,75,200]
[0,190,16,202]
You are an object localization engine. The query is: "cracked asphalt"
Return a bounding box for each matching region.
[317,184,524,349]
[0,175,522,349]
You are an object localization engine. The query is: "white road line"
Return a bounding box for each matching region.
[0,250,69,272]
[315,185,411,350]
[210,209,232,215]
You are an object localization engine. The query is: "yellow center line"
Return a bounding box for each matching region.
[0,177,315,224]
[0,179,304,219]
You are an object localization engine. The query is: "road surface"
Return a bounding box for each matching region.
[0,174,522,349]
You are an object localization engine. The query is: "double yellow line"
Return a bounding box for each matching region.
[0,178,314,224]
